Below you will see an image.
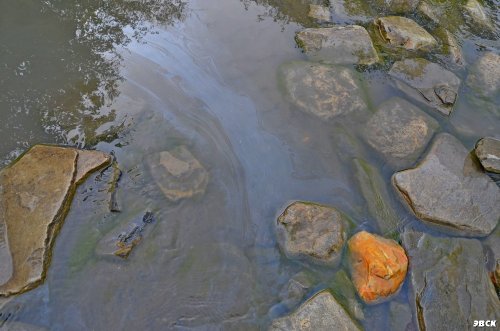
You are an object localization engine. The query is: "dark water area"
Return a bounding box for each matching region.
[0,0,499,330]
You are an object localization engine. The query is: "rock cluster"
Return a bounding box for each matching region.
[0,145,111,296]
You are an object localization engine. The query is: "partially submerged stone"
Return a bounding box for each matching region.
[269,290,361,331]
[308,4,331,23]
[463,0,496,38]
[389,58,461,115]
[402,230,500,330]
[296,26,379,65]
[147,146,208,202]
[475,137,500,173]
[347,231,408,304]
[279,61,367,120]
[276,201,347,266]
[467,52,500,100]
[364,97,438,167]
[96,211,155,259]
[353,158,401,235]
[0,145,111,296]
[75,150,112,184]
[435,28,465,67]
[375,16,437,52]
[393,133,500,237]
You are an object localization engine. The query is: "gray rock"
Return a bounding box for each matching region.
[147,146,209,202]
[389,58,461,115]
[308,5,331,23]
[402,229,500,331]
[467,52,500,100]
[96,212,155,259]
[463,0,496,37]
[0,145,111,296]
[276,201,347,266]
[475,137,500,173]
[375,16,438,51]
[364,97,438,168]
[296,26,379,65]
[279,61,368,120]
[269,290,361,331]
[393,133,500,237]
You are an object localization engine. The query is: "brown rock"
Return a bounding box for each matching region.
[348,231,408,304]
[0,145,111,296]
[276,201,347,266]
[75,150,112,183]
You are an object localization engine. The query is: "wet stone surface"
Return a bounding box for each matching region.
[276,201,347,266]
[389,58,461,115]
[375,16,437,52]
[295,26,379,65]
[279,61,367,120]
[467,52,500,101]
[364,97,438,168]
[475,137,500,173]
[402,229,500,331]
[269,290,361,331]
[393,133,500,237]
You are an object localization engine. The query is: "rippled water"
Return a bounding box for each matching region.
[0,0,499,329]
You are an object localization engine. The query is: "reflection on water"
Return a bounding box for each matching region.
[0,0,186,163]
[0,0,499,329]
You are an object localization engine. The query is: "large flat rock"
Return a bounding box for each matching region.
[296,26,379,65]
[279,61,367,120]
[269,290,361,331]
[393,133,500,237]
[389,58,461,115]
[364,97,438,168]
[402,229,500,331]
[0,145,111,296]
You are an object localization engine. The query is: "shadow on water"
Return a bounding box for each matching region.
[0,0,186,164]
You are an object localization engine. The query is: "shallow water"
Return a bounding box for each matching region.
[0,0,499,329]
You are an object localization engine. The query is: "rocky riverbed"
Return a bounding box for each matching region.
[0,0,499,330]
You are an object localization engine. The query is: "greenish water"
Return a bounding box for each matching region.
[0,0,499,329]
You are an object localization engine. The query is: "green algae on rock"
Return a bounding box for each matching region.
[295,26,379,65]
[375,16,437,52]
[0,145,111,296]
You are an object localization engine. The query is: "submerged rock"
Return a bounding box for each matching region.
[329,270,365,321]
[0,145,111,296]
[402,229,500,331]
[279,61,367,120]
[389,58,461,115]
[308,4,331,23]
[96,211,155,259]
[393,133,500,237]
[269,290,361,331]
[347,231,408,304]
[389,301,414,331]
[375,16,437,52]
[467,52,500,100]
[278,272,315,310]
[296,26,379,65]
[371,0,419,13]
[353,158,401,235]
[475,137,500,173]
[364,97,438,168]
[435,28,465,67]
[276,201,347,266]
[463,0,496,38]
[147,146,209,202]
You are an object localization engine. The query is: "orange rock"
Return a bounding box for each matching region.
[347,231,408,304]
